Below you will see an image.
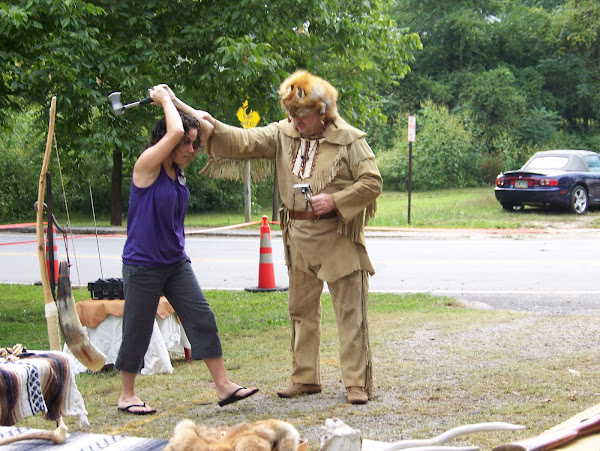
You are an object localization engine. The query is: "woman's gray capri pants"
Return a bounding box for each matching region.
[115,258,222,374]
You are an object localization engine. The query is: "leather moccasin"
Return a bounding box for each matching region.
[346,386,368,404]
[277,383,322,398]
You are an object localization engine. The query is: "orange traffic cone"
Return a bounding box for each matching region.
[245,216,288,292]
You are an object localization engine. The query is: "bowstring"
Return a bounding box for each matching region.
[53,134,82,286]
[88,184,104,279]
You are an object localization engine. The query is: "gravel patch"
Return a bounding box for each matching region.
[166,306,600,450]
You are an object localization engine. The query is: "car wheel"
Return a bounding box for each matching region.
[570,185,588,215]
[501,203,523,212]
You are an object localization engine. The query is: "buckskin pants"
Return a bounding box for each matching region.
[287,266,373,395]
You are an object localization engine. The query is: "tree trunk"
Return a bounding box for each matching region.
[111,149,122,226]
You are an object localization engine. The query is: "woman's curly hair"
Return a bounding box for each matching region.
[144,112,201,151]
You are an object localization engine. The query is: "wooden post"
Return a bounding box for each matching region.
[236,100,260,223]
[243,160,251,222]
[408,141,412,224]
[407,115,416,225]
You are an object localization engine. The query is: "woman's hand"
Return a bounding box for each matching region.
[148,85,171,106]
[153,88,215,145]
[157,84,177,102]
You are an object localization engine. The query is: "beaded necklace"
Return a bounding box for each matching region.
[292,123,328,180]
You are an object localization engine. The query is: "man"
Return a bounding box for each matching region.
[172,70,382,404]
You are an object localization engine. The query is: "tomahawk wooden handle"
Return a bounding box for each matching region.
[493,414,600,451]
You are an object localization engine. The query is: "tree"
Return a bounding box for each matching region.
[1,0,421,224]
[385,0,503,147]
[541,0,600,131]
[457,66,528,145]
[389,0,599,162]
[376,100,481,191]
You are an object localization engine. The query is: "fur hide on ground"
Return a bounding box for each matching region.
[164,418,300,451]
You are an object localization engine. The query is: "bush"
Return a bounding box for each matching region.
[377,101,483,191]
[481,152,503,185]
[0,150,41,222]
[0,110,46,222]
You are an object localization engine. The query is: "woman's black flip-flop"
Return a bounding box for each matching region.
[118,402,157,415]
[218,387,259,407]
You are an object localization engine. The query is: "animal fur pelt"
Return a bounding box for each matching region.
[279,70,338,120]
[164,418,300,451]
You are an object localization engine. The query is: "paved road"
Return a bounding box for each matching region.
[1,227,599,314]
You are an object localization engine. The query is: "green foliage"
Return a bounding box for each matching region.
[377,101,482,191]
[185,165,246,213]
[3,0,600,224]
[0,0,422,224]
[387,0,599,160]
[491,133,534,173]
[456,67,528,143]
[0,148,40,222]
[393,0,501,76]
[0,109,44,222]
[545,0,600,131]
[520,107,562,146]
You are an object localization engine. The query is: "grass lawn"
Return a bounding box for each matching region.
[1,284,599,450]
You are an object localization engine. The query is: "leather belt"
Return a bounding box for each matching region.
[288,210,337,221]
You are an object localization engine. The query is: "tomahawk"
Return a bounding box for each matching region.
[108,91,152,116]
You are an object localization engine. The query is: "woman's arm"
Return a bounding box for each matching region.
[161,85,215,147]
[162,85,277,160]
[132,86,184,188]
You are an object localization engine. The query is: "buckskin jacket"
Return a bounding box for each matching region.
[206,114,382,283]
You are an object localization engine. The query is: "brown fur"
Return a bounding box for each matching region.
[279,70,338,120]
[164,418,301,451]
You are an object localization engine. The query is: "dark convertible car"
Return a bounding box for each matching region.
[495,149,600,214]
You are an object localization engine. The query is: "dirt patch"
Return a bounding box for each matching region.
[164,309,600,450]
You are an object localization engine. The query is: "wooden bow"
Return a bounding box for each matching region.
[34,97,107,370]
[36,96,61,350]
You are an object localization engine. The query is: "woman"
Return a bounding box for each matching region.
[115,85,258,415]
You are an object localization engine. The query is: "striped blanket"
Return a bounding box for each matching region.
[0,351,88,427]
[0,427,168,450]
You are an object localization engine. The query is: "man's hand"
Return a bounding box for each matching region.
[310,193,336,215]
[197,114,214,147]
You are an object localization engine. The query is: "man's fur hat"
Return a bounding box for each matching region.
[279,70,338,120]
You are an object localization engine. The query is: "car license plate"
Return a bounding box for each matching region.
[515,180,528,188]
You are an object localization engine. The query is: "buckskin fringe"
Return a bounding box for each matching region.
[286,141,378,244]
[290,143,344,196]
[279,207,291,267]
[199,158,274,181]
[361,271,373,397]
[337,200,377,243]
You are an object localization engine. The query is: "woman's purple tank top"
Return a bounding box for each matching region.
[122,164,189,267]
